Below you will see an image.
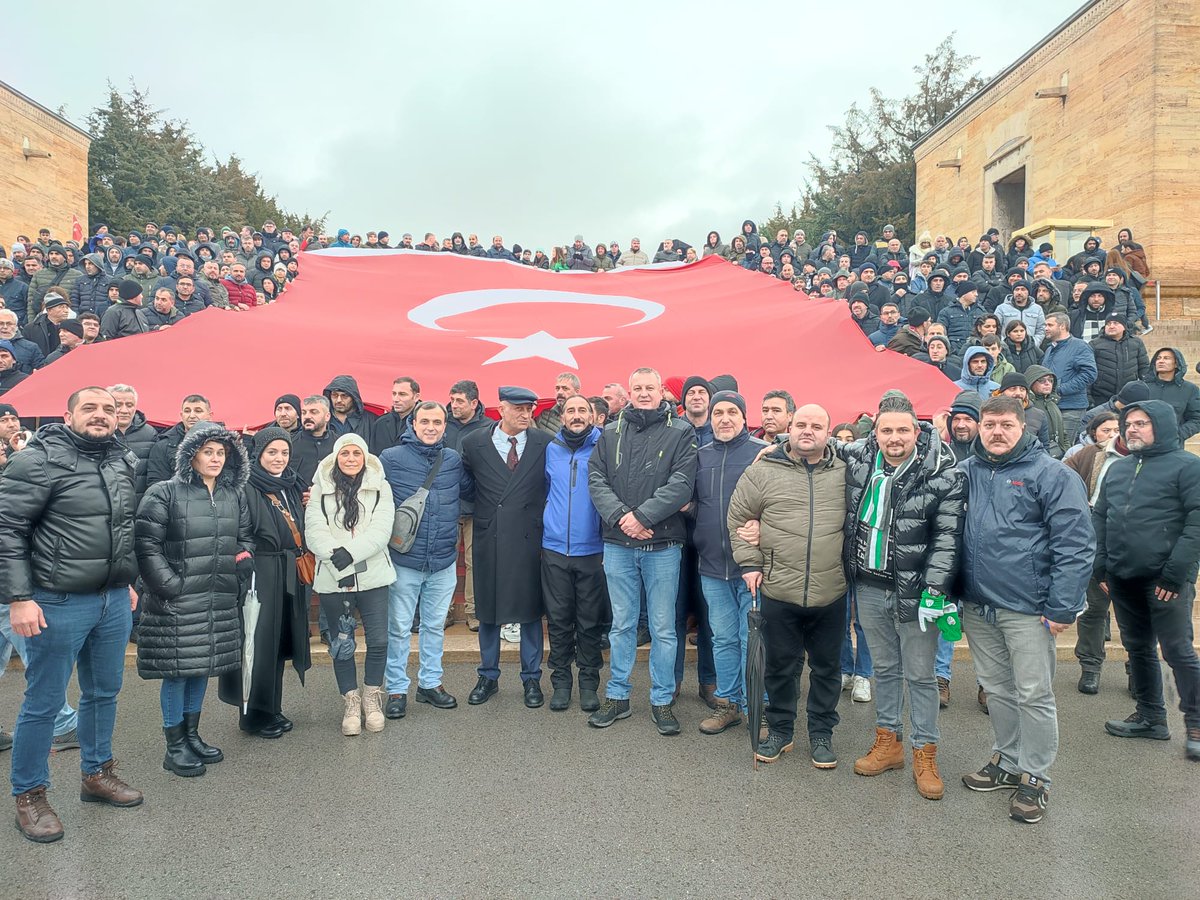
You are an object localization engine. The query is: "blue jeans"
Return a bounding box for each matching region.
[701,575,753,709]
[0,605,77,736]
[386,563,456,693]
[935,634,955,680]
[841,590,873,677]
[11,587,132,795]
[603,543,680,705]
[160,676,207,728]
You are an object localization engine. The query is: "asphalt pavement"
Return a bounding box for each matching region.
[1,658,1197,899]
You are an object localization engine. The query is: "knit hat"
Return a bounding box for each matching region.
[682,375,711,399]
[999,372,1027,392]
[274,393,302,415]
[0,340,16,358]
[949,390,982,422]
[0,258,13,270]
[908,308,930,327]
[956,282,978,298]
[709,374,739,393]
[1115,382,1151,405]
[709,390,746,418]
[926,335,951,353]
[252,426,292,460]
[0,402,18,418]
[118,279,142,301]
[42,292,69,309]
[663,376,686,401]
[58,320,85,339]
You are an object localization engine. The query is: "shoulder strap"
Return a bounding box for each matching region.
[266,492,304,550]
[420,450,444,491]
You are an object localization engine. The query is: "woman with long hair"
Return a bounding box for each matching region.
[218,427,312,738]
[136,423,253,777]
[550,247,569,272]
[304,434,396,736]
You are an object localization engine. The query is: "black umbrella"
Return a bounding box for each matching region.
[746,582,767,769]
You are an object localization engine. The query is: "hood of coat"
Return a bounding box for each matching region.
[959,346,995,384]
[313,432,386,496]
[1149,347,1188,385]
[1120,399,1180,456]
[173,421,250,489]
[323,374,366,415]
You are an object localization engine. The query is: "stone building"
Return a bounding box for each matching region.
[913,0,1199,316]
[0,80,91,247]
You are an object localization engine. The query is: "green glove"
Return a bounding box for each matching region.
[936,607,962,642]
[917,589,947,633]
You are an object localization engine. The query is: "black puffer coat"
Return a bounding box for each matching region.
[117,411,159,499]
[1088,332,1149,406]
[837,422,967,621]
[0,424,139,601]
[135,423,253,680]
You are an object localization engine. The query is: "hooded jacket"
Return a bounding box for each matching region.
[692,427,768,580]
[587,401,698,548]
[1024,365,1067,456]
[304,433,396,593]
[135,423,253,679]
[543,425,604,557]
[28,258,81,315]
[1088,331,1149,406]
[324,375,378,442]
[727,442,847,608]
[0,423,139,602]
[1093,401,1200,591]
[995,292,1046,347]
[380,427,473,572]
[954,346,999,398]
[1143,347,1200,440]
[837,423,966,620]
[70,256,113,316]
[740,220,762,254]
[958,434,1093,623]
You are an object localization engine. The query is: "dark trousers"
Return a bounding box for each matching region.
[478,620,543,683]
[319,587,389,695]
[674,542,716,687]
[1110,577,1200,728]
[541,549,607,691]
[1074,577,1112,673]
[762,593,845,742]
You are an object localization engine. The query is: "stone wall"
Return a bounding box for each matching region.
[914,0,1199,310]
[0,82,90,246]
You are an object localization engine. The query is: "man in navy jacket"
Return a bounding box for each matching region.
[542,395,606,713]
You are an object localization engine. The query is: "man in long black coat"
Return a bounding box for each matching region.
[459,386,552,708]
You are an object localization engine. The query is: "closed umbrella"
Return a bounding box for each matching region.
[746,582,767,769]
[241,574,262,714]
[328,597,358,661]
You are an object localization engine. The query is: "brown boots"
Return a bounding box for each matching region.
[853,728,944,800]
[81,760,144,807]
[912,744,945,800]
[15,787,63,843]
[853,727,905,776]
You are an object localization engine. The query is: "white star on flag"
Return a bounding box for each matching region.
[473,331,609,367]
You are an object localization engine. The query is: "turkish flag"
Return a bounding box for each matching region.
[4,252,958,428]
[71,214,84,244]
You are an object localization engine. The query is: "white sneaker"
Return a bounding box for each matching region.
[841,674,853,691]
[500,624,521,644]
[851,675,872,703]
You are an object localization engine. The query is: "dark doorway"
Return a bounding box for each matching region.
[993,167,1026,242]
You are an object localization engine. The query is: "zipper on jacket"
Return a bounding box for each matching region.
[803,465,814,605]
[567,454,577,556]
[718,445,731,580]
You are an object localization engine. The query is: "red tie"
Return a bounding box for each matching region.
[507,437,519,471]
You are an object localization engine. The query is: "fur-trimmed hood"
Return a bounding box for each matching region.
[173,421,250,489]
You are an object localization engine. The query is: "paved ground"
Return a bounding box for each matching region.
[2,659,1197,899]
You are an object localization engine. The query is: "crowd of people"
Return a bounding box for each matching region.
[0,215,1198,847]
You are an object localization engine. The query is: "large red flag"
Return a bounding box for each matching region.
[4,252,958,428]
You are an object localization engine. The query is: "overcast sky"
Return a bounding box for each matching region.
[11,2,1081,250]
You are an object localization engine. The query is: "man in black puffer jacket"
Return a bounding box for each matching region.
[70,253,113,317]
[0,387,144,843]
[1093,400,1200,761]
[835,391,966,800]
[1088,315,1149,407]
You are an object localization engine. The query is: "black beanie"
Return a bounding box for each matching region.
[1115,382,1151,405]
[950,390,982,422]
[709,374,739,393]
[274,393,302,416]
[57,319,85,338]
[908,308,930,327]
[682,375,711,399]
[709,390,747,418]
[118,279,142,301]
[0,403,18,419]
[999,372,1028,392]
[252,425,292,460]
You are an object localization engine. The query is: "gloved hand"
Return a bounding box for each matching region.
[935,605,962,642]
[330,547,354,571]
[917,589,948,633]
[235,552,254,582]
[337,574,356,589]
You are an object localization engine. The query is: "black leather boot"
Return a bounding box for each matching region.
[182,711,223,763]
[163,723,206,777]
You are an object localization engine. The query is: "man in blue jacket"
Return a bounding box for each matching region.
[692,392,767,736]
[958,397,1094,824]
[380,402,474,718]
[1042,312,1098,441]
[541,395,606,713]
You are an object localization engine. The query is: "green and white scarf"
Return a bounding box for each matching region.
[857,449,915,572]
